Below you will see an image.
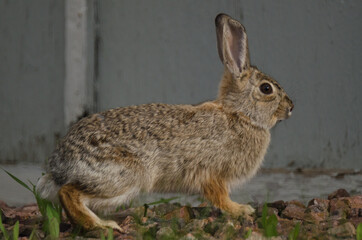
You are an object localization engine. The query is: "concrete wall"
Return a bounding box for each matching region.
[0,1,65,163]
[1,0,361,168]
[96,0,362,168]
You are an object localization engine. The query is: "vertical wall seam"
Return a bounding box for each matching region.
[93,0,100,113]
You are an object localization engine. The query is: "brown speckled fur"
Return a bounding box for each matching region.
[36,13,293,231]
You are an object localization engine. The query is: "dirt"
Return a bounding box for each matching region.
[0,189,361,239]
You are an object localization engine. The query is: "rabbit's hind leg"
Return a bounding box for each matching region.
[58,184,123,232]
[202,178,255,217]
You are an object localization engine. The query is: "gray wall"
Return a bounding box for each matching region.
[97,0,362,169]
[1,0,361,169]
[0,1,65,164]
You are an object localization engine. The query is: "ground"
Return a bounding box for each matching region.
[0,189,361,239]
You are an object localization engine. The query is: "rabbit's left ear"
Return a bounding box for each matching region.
[215,14,250,78]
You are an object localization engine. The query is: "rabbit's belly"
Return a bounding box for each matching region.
[86,186,140,213]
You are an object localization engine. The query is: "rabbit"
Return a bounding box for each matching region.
[36,13,294,231]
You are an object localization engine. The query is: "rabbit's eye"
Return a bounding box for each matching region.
[260,83,273,95]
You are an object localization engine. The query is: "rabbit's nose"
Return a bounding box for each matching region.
[290,103,294,112]
[288,103,294,117]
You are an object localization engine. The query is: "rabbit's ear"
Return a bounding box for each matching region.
[215,14,250,78]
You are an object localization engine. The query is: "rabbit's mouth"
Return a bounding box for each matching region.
[275,96,294,121]
[274,105,293,121]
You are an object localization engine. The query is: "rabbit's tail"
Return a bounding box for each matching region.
[35,174,61,203]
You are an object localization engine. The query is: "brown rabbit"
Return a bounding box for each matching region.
[36,13,293,231]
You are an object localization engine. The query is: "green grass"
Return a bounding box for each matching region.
[261,203,278,237]
[244,228,252,238]
[357,223,362,240]
[0,211,10,240]
[1,168,61,238]
[100,228,114,240]
[288,222,300,240]
[0,212,19,240]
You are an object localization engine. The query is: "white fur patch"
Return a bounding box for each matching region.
[87,187,140,213]
[35,174,60,203]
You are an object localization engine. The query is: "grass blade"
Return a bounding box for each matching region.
[261,203,267,228]
[46,205,60,238]
[28,228,36,240]
[244,228,252,238]
[1,168,32,192]
[288,222,300,240]
[0,211,9,240]
[100,230,106,240]
[107,228,114,240]
[357,223,362,240]
[12,221,19,240]
[265,214,278,237]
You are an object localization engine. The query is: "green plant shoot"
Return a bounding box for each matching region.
[12,221,19,240]
[288,222,300,240]
[0,211,9,240]
[261,203,278,237]
[357,223,362,240]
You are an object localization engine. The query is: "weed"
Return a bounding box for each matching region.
[100,228,114,240]
[0,211,9,240]
[0,211,20,240]
[288,222,300,240]
[12,221,19,240]
[357,223,362,240]
[1,168,61,238]
[244,228,252,238]
[28,228,36,240]
[261,203,278,237]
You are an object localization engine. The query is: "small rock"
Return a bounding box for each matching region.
[304,202,329,224]
[329,198,350,219]
[248,231,283,240]
[281,201,306,220]
[304,209,329,224]
[179,233,197,240]
[267,200,287,213]
[164,206,193,222]
[275,218,300,237]
[203,220,221,236]
[346,195,362,218]
[300,223,320,238]
[156,226,176,239]
[327,222,356,237]
[184,219,208,232]
[192,207,222,219]
[120,215,136,234]
[347,195,362,208]
[307,198,329,210]
[328,189,350,200]
[141,216,148,224]
[288,200,306,209]
[152,203,181,216]
[214,221,238,239]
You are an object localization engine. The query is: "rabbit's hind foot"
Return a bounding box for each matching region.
[58,184,124,232]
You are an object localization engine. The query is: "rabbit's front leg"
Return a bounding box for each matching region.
[202,178,255,217]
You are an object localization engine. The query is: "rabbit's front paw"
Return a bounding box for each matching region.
[232,203,255,217]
